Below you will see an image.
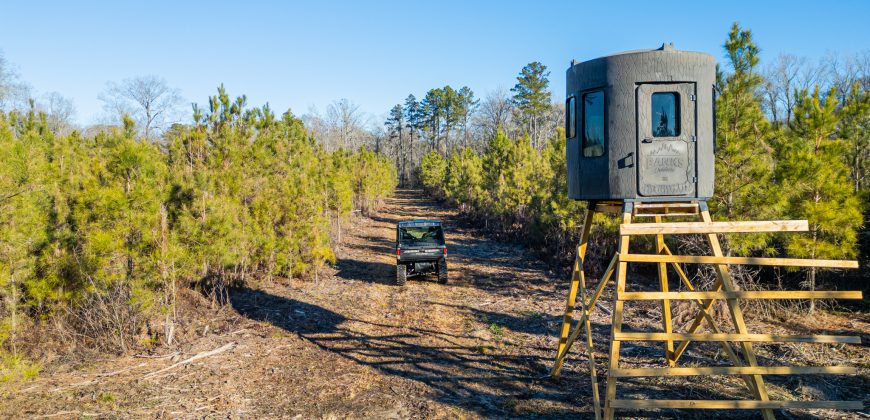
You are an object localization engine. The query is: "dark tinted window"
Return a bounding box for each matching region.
[399,226,444,245]
[582,91,605,157]
[652,92,680,137]
[566,96,576,138]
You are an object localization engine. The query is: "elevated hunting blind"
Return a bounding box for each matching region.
[554,44,862,419]
[566,43,716,200]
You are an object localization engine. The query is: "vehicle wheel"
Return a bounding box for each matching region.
[395,263,407,286]
[437,259,448,284]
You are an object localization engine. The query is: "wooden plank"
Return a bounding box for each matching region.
[577,236,601,420]
[634,202,699,209]
[552,209,594,378]
[604,203,633,420]
[614,332,861,344]
[609,399,863,410]
[634,212,698,217]
[618,291,863,300]
[654,216,674,366]
[619,253,859,268]
[610,366,858,377]
[620,220,808,235]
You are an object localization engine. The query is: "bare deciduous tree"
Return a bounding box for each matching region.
[326,98,367,150]
[99,75,182,139]
[762,54,824,125]
[0,51,32,111]
[40,91,76,135]
[475,87,514,139]
[825,51,870,103]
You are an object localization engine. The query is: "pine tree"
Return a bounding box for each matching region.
[712,23,782,255]
[419,150,447,195]
[385,104,406,185]
[838,83,870,193]
[511,62,551,149]
[778,86,862,312]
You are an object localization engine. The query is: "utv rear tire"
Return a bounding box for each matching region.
[437,259,448,284]
[395,263,407,286]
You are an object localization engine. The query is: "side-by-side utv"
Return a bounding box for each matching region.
[395,220,448,286]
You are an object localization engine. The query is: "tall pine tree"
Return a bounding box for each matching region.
[778,87,862,312]
[712,23,782,255]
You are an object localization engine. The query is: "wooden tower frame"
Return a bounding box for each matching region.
[551,200,863,419]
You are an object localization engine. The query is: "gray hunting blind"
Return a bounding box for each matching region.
[565,43,716,201]
[554,44,862,419]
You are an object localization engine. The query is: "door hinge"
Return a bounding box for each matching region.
[690,94,696,101]
[691,176,698,183]
[690,135,697,142]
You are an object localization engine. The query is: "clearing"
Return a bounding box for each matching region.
[5,190,868,418]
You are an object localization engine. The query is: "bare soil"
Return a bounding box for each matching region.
[5,189,868,418]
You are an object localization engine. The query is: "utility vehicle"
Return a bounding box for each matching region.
[395,220,447,285]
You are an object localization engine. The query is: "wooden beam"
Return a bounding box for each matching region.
[619,253,858,268]
[618,290,863,301]
[552,208,595,378]
[634,202,699,209]
[613,332,861,344]
[654,216,675,366]
[609,399,863,410]
[604,203,633,420]
[610,366,858,377]
[620,220,808,235]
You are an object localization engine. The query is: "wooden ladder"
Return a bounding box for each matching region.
[551,200,863,420]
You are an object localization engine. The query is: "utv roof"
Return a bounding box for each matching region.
[397,220,442,227]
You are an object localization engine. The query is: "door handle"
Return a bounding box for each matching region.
[642,138,653,143]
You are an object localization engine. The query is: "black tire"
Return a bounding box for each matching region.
[395,263,407,286]
[437,259,448,284]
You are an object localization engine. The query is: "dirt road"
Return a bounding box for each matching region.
[5,190,868,418]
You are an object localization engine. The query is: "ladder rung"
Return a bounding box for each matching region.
[609,399,863,410]
[613,332,860,344]
[620,220,808,235]
[617,290,863,300]
[619,254,858,268]
[610,366,858,377]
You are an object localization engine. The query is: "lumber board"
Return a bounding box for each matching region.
[613,332,861,343]
[620,220,808,235]
[610,366,857,377]
[634,202,699,209]
[618,290,863,300]
[604,203,632,419]
[618,253,858,268]
[609,399,863,410]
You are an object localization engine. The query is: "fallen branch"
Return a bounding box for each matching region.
[95,362,147,377]
[143,342,237,379]
[134,351,180,359]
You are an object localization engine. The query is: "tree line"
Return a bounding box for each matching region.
[381,62,563,186]
[418,23,868,313]
[0,85,395,375]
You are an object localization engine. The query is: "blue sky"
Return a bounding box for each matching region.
[1,0,868,126]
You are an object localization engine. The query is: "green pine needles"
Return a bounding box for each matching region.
[0,86,395,358]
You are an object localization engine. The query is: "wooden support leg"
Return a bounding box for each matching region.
[553,207,594,377]
[604,202,633,420]
[700,204,775,420]
[655,216,675,366]
[578,240,602,420]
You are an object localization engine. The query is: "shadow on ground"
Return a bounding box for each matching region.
[229,287,777,418]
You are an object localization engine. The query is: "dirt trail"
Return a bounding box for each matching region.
[5,189,868,418]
